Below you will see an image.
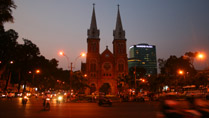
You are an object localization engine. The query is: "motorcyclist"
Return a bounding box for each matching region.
[188,97,209,118]
[160,95,184,118]
[43,93,50,106]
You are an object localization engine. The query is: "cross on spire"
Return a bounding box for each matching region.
[113,4,125,39]
[88,3,100,38]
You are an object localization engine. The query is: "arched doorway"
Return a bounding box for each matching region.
[99,83,111,95]
[90,83,96,94]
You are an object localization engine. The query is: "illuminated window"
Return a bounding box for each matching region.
[142,62,145,64]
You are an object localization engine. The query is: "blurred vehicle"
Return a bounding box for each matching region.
[188,98,209,118]
[143,95,150,102]
[7,92,15,99]
[134,94,145,102]
[98,97,112,106]
[0,92,7,98]
[51,93,57,98]
[206,93,209,100]
[15,92,22,97]
[22,95,28,104]
[7,92,15,98]
[159,96,201,118]
[26,92,32,97]
[43,97,50,110]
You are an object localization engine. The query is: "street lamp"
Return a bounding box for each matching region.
[29,69,41,88]
[196,53,205,60]
[59,51,70,69]
[196,52,208,69]
[178,69,184,75]
[36,69,40,74]
[58,51,86,100]
[84,74,87,78]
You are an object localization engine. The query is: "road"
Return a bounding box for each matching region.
[0,97,160,118]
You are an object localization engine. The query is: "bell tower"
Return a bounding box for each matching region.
[86,4,100,94]
[113,5,128,78]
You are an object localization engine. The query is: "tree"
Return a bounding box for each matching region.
[0,28,18,91]
[184,52,198,68]
[158,55,197,91]
[117,75,129,94]
[71,71,88,94]
[0,0,16,26]
[193,73,208,88]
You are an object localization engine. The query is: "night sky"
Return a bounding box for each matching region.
[5,0,209,71]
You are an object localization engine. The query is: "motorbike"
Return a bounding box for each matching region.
[22,96,28,104]
[160,98,201,118]
[43,97,50,110]
[98,97,112,106]
[191,98,209,118]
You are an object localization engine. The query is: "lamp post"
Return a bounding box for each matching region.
[29,69,40,92]
[29,69,40,86]
[58,51,86,100]
[196,53,208,69]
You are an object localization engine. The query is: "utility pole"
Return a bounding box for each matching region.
[134,66,137,92]
[70,62,73,100]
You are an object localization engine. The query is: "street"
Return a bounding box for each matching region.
[0,97,160,118]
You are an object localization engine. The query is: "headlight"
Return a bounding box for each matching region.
[58,96,63,101]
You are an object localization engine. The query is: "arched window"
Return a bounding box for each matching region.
[118,59,124,72]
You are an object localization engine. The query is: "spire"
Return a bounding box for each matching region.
[88,3,100,39]
[113,4,125,39]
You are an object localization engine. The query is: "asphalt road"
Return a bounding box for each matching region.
[0,97,160,118]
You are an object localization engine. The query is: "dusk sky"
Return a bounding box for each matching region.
[5,0,209,71]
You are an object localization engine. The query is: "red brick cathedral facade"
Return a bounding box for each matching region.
[84,5,128,95]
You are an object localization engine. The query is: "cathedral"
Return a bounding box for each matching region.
[82,5,128,95]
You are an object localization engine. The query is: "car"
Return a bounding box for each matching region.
[15,92,22,97]
[0,92,8,98]
[98,97,112,106]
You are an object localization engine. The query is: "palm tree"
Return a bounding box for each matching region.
[0,0,16,26]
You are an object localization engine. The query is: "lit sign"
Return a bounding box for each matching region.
[136,45,153,48]
[129,45,154,49]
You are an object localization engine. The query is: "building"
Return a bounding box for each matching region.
[128,43,157,76]
[82,5,128,95]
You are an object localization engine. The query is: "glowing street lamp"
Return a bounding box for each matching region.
[81,52,86,57]
[36,69,40,74]
[178,69,184,75]
[197,53,205,60]
[59,51,64,56]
